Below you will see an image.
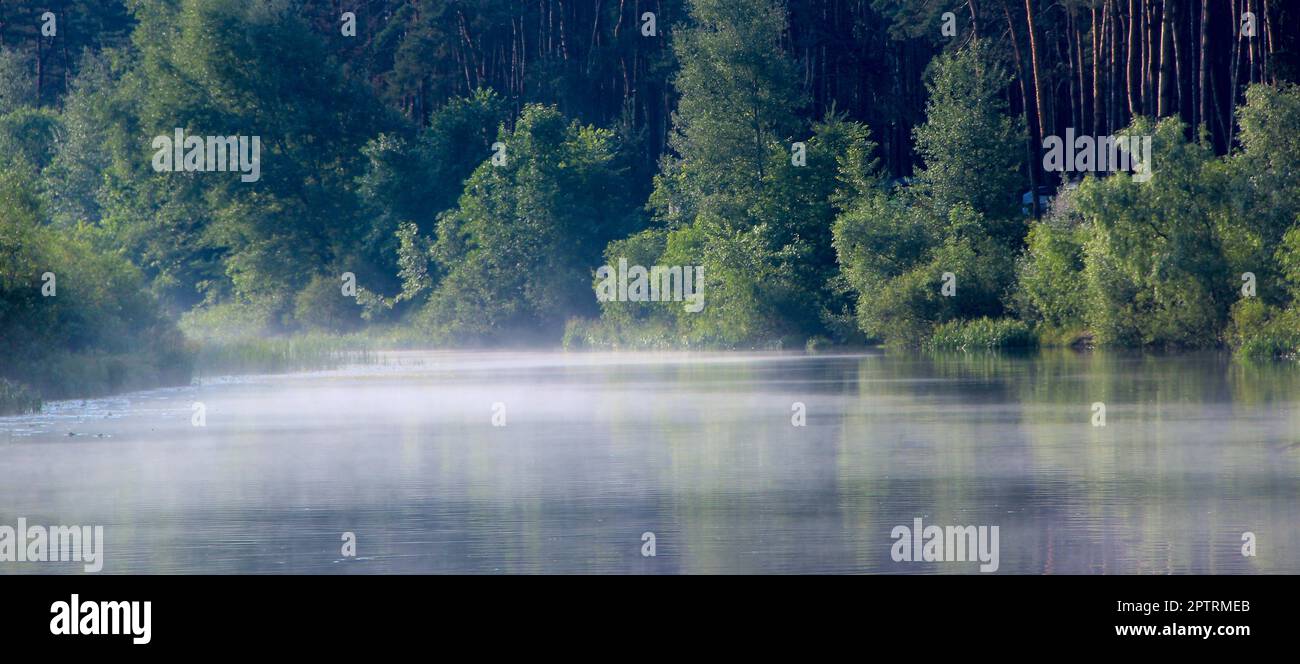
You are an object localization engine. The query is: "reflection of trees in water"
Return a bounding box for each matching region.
[835,351,1298,573]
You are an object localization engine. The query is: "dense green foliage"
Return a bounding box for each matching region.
[418,104,642,343]
[834,46,1019,346]
[0,165,190,410]
[2,0,1300,411]
[618,0,876,347]
[928,317,1037,351]
[1013,89,1300,358]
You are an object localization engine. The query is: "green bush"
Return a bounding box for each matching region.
[1014,215,1088,333]
[420,104,641,345]
[835,197,1015,346]
[0,165,192,400]
[595,229,673,326]
[1231,304,1300,361]
[293,274,363,332]
[805,336,833,352]
[928,317,1037,351]
[179,300,279,342]
[1071,118,1231,348]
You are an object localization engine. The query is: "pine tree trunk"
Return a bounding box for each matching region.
[1199,0,1209,132]
[1004,1,1042,218]
[1247,0,1256,85]
[1100,2,1110,133]
[1067,10,1079,131]
[1149,0,1159,111]
[1110,0,1120,130]
[1263,0,1275,84]
[1095,5,1106,133]
[1173,1,1186,122]
[1128,0,1139,115]
[1158,0,1172,117]
[1229,0,1241,147]
[1025,0,1049,142]
[1076,10,1088,131]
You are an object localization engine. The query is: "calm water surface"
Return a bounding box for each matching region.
[1,350,1297,574]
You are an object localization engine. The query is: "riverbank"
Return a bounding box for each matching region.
[0,347,193,417]
[5,323,1298,418]
[0,334,371,416]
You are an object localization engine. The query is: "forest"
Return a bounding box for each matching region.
[1,0,1299,413]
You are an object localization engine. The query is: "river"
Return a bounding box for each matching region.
[1,350,1296,573]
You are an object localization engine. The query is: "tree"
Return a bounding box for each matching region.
[420,104,640,343]
[628,0,875,347]
[834,42,1022,346]
[912,42,1025,239]
[0,48,35,114]
[358,89,509,238]
[0,164,189,399]
[1074,118,1230,347]
[654,0,804,222]
[99,0,396,322]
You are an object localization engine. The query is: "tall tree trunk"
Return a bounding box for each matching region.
[1094,5,1104,132]
[1229,0,1241,147]
[1004,1,1042,217]
[1210,63,1229,149]
[1067,9,1079,131]
[1076,9,1088,132]
[1024,0,1049,142]
[1116,4,1128,125]
[1127,0,1140,115]
[1109,0,1119,130]
[1199,0,1209,132]
[1247,0,1256,85]
[1172,1,1187,123]
[1145,0,1156,109]
[1100,2,1111,133]
[1263,0,1275,84]
[1158,0,1173,117]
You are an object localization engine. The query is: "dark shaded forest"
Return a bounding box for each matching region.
[2,0,1299,413]
[7,2,1291,181]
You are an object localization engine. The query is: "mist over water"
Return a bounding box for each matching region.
[1,350,1296,574]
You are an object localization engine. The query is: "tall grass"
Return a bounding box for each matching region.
[562,317,684,350]
[193,333,378,377]
[927,317,1038,351]
[0,378,41,416]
